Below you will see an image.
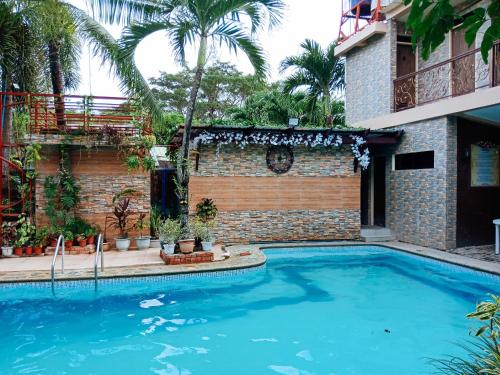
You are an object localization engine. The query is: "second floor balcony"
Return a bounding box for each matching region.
[394,41,500,112]
[0,92,151,145]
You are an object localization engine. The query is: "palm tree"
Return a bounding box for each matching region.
[280,39,345,126]
[4,0,161,121]
[93,0,284,227]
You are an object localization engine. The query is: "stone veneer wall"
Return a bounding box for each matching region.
[386,117,457,250]
[190,144,361,243]
[345,20,397,124]
[35,146,150,241]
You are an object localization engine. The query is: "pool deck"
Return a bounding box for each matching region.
[0,241,498,283]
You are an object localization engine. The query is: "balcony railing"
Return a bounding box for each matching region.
[0,93,151,142]
[393,41,500,112]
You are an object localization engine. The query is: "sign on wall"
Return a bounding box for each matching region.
[470,144,500,187]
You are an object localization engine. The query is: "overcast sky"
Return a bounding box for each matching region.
[72,0,341,97]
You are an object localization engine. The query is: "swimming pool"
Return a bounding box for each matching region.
[0,245,498,374]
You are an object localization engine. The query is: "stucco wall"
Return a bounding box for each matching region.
[190,144,361,243]
[385,117,457,250]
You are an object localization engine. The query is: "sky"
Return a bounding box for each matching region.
[72,0,341,97]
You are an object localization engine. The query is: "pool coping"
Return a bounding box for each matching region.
[0,240,498,283]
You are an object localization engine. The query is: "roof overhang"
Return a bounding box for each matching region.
[334,22,388,57]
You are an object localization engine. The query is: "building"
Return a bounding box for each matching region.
[335,0,500,249]
[170,125,401,243]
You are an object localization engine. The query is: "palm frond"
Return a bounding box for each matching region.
[69,5,162,120]
[83,0,169,25]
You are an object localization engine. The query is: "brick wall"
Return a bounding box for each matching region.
[385,117,457,250]
[189,144,361,243]
[35,146,150,241]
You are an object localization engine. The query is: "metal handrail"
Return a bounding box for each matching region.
[50,234,65,293]
[94,233,104,290]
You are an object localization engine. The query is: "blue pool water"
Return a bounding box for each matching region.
[0,246,498,374]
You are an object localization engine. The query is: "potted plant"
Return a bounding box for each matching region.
[134,213,150,250]
[178,221,195,254]
[1,221,16,256]
[63,229,74,250]
[158,218,181,255]
[34,226,49,255]
[149,205,162,248]
[14,238,24,256]
[195,198,218,223]
[196,220,216,251]
[16,215,35,256]
[86,224,99,245]
[107,196,133,251]
[76,234,87,247]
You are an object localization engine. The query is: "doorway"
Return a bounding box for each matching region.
[361,156,386,227]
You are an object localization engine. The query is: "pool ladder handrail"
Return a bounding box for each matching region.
[51,234,65,292]
[94,233,104,290]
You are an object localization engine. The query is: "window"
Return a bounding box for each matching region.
[394,151,434,170]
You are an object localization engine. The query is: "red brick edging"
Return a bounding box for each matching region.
[160,250,213,265]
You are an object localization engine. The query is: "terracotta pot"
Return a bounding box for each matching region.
[87,236,95,245]
[178,239,195,254]
[64,240,73,249]
[50,238,57,247]
[78,239,87,247]
[14,247,23,256]
[34,246,43,256]
[25,246,33,256]
[102,242,110,251]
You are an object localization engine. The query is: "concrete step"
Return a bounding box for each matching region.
[360,235,396,242]
[360,226,395,242]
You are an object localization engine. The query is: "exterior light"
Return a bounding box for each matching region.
[288,118,299,128]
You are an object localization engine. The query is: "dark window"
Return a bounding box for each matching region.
[395,151,434,170]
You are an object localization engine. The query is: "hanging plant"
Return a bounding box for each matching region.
[192,130,371,169]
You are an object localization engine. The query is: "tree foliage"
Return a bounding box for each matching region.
[280,39,345,126]
[404,0,500,62]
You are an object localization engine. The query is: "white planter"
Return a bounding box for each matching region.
[1,246,13,257]
[162,243,176,255]
[115,238,131,251]
[201,241,213,251]
[150,239,161,248]
[136,236,151,250]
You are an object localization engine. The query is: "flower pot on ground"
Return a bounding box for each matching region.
[178,239,195,254]
[25,246,33,256]
[64,240,73,250]
[87,236,95,245]
[136,236,151,250]
[192,219,216,252]
[35,226,49,254]
[14,247,23,256]
[34,246,43,256]
[2,221,16,257]
[115,237,131,251]
[102,242,110,251]
[107,191,136,252]
[134,213,150,250]
[76,235,87,247]
[162,243,176,255]
[1,246,13,257]
[149,205,162,248]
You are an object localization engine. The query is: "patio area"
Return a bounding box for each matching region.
[0,241,498,284]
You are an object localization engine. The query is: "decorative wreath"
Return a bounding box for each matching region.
[266,146,294,174]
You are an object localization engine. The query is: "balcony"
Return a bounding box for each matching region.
[393,41,500,112]
[0,93,151,145]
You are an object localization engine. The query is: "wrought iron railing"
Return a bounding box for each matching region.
[0,92,151,138]
[393,41,500,112]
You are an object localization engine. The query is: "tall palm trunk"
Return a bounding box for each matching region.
[48,40,66,128]
[176,36,207,228]
[323,91,332,125]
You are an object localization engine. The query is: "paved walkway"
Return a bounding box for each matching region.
[0,241,498,283]
[450,245,499,263]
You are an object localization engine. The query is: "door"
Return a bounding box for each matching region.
[395,44,416,110]
[373,156,386,227]
[452,27,475,96]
